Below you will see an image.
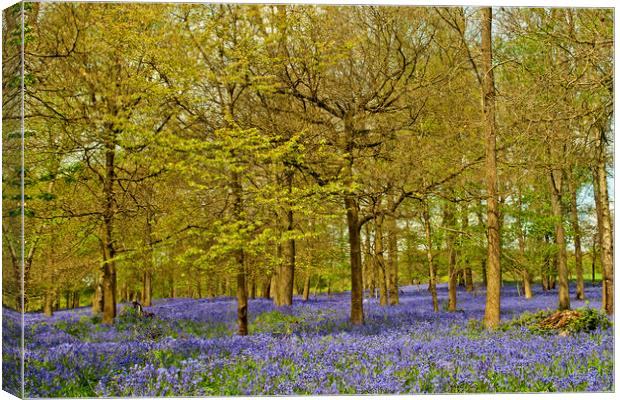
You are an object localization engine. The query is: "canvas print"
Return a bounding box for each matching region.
[1,1,614,397]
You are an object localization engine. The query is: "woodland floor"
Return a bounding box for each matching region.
[2,282,614,397]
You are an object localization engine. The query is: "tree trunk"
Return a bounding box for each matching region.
[99,132,118,324]
[465,268,473,292]
[423,201,438,312]
[522,269,532,299]
[363,223,374,298]
[72,292,80,308]
[92,279,103,314]
[249,275,256,299]
[276,169,296,306]
[302,274,311,301]
[261,276,271,299]
[44,289,55,316]
[481,7,501,329]
[516,192,532,299]
[345,196,364,325]
[387,197,399,305]
[443,203,457,312]
[593,125,613,315]
[231,171,248,335]
[591,241,597,285]
[461,204,473,292]
[549,166,570,310]
[342,112,364,324]
[374,216,389,306]
[168,271,175,298]
[567,174,585,300]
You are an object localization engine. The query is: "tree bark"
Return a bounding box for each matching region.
[72,292,80,308]
[276,169,296,306]
[364,223,376,298]
[142,271,152,306]
[343,112,364,325]
[516,192,532,299]
[548,166,570,310]
[261,275,271,299]
[461,204,473,292]
[423,201,438,312]
[302,274,310,301]
[346,196,364,324]
[593,124,613,315]
[232,170,248,335]
[443,203,457,312]
[101,133,117,324]
[374,216,389,306]
[567,174,585,300]
[44,289,55,316]
[481,7,501,329]
[522,269,532,299]
[386,198,399,305]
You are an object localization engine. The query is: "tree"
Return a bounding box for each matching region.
[481,7,501,329]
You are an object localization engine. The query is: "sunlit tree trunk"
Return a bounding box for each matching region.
[231,170,248,335]
[461,204,474,292]
[387,197,399,305]
[374,216,389,306]
[594,124,613,315]
[423,201,438,312]
[363,223,375,298]
[276,168,295,306]
[567,174,585,300]
[261,276,271,299]
[444,203,457,312]
[481,7,501,329]
[548,165,570,310]
[302,274,310,301]
[343,113,364,325]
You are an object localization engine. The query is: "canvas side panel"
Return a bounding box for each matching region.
[2,2,25,398]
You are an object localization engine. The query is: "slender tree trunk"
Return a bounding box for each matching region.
[549,166,570,310]
[568,175,585,300]
[302,274,310,301]
[249,275,256,299]
[363,223,375,299]
[516,193,532,299]
[444,203,457,312]
[461,204,474,292]
[273,244,282,305]
[592,168,602,287]
[387,197,399,305]
[142,213,154,307]
[374,216,389,306]
[591,242,597,285]
[423,201,438,312]
[92,279,103,314]
[523,269,533,299]
[44,290,55,316]
[593,125,613,315]
[168,271,175,298]
[261,276,271,299]
[481,7,501,329]
[231,170,248,335]
[100,132,118,324]
[465,268,473,292]
[457,270,465,287]
[142,271,152,306]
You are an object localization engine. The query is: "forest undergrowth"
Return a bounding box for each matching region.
[2,282,613,396]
